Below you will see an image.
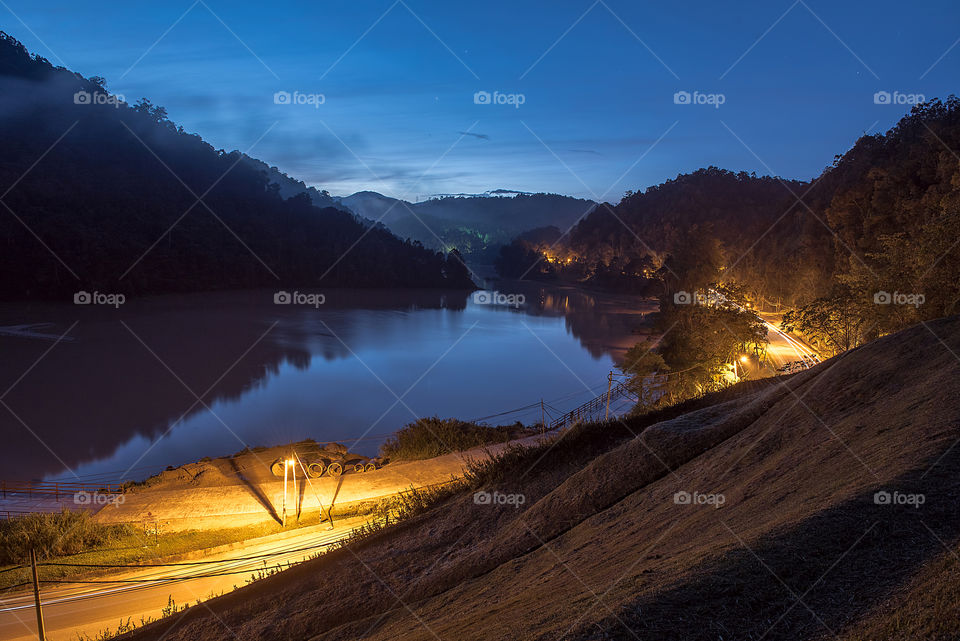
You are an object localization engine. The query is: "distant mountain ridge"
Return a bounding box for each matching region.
[337,190,596,261]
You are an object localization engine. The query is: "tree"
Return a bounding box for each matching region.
[782,286,874,355]
[622,301,767,411]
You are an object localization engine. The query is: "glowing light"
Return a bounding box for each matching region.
[740,355,749,363]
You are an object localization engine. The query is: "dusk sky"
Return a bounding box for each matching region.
[3,0,959,200]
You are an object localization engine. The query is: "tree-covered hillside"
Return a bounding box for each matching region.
[0,32,474,300]
[498,98,960,350]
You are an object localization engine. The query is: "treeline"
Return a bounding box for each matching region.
[499,97,960,352]
[382,192,596,262]
[0,33,474,300]
[785,99,960,353]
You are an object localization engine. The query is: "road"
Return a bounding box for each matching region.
[708,290,820,373]
[0,517,365,641]
[755,311,820,371]
[1,434,555,640]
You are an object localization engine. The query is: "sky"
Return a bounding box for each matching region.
[2,0,959,200]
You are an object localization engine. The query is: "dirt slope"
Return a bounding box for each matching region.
[124,317,960,641]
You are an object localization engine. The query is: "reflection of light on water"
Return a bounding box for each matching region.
[24,287,656,482]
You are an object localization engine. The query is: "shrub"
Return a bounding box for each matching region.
[379,417,527,460]
[0,510,134,564]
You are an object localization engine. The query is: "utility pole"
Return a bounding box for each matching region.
[282,459,288,527]
[291,461,297,524]
[605,371,613,420]
[540,399,545,434]
[30,548,46,641]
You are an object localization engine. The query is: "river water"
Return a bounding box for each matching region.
[0,285,654,482]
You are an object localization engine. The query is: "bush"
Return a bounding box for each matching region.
[380,417,527,460]
[0,510,134,564]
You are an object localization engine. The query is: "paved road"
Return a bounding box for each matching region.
[706,290,819,373]
[1,434,554,640]
[0,517,365,641]
[756,311,820,371]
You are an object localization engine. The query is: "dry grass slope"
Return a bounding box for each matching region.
[123,317,960,641]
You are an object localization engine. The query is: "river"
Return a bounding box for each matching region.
[0,285,655,482]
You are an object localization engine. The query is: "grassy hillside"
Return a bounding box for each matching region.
[121,316,960,641]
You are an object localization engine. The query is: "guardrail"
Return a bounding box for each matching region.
[0,480,125,501]
[0,509,35,520]
[549,382,632,431]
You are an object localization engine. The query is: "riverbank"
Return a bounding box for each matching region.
[92,434,552,532]
[0,431,553,592]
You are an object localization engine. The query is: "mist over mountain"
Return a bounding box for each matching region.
[338,190,596,262]
[236,156,350,213]
[0,33,474,299]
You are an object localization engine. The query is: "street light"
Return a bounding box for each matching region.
[282,457,296,527]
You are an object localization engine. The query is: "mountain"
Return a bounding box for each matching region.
[338,190,596,262]
[237,156,349,213]
[336,191,408,224]
[567,167,823,296]
[123,316,960,641]
[0,32,474,299]
[500,98,960,346]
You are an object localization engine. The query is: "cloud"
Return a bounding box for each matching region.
[567,148,601,155]
[458,131,489,140]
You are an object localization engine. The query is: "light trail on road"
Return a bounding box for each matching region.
[0,518,365,641]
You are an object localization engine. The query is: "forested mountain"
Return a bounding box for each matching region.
[0,33,474,300]
[237,156,349,213]
[569,168,823,296]
[340,190,595,262]
[499,98,960,349]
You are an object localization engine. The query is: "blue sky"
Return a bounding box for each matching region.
[3,0,959,199]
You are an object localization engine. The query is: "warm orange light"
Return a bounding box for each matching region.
[740,355,749,363]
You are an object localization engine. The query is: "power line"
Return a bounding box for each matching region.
[36,538,340,570]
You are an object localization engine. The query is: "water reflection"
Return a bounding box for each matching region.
[0,287,651,482]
